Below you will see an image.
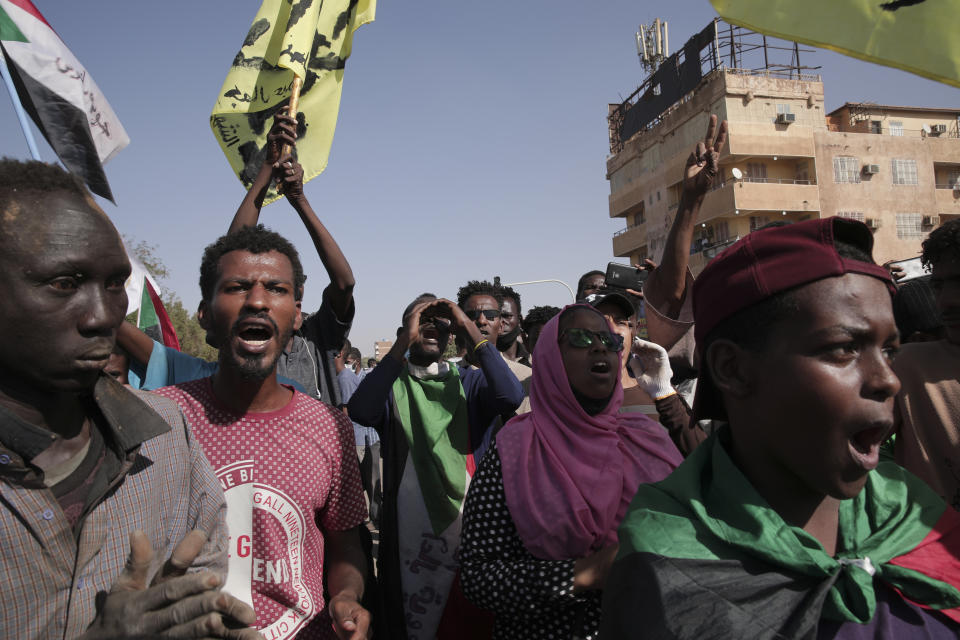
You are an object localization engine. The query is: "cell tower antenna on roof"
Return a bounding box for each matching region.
[637,19,669,75]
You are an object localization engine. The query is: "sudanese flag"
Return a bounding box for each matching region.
[0,0,128,201]
[124,251,180,351]
[602,428,960,638]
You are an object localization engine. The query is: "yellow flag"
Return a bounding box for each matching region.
[710,0,960,88]
[210,0,375,203]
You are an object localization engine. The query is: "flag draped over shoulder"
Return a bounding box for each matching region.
[710,0,960,89]
[210,0,375,204]
[392,367,469,536]
[0,0,129,201]
[124,252,180,351]
[602,428,960,638]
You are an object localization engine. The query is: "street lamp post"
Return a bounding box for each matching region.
[496,278,576,304]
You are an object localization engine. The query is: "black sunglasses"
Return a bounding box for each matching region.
[559,327,624,352]
[464,309,501,321]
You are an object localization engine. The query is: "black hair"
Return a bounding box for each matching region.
[893,277,943,342]
[576,270,605,299]
[558,305,604,329]
[456,280,502,308]
[367,358,377,366]
[0,158,87,209]
[522,305,562,332]
[754,220,793,231]
[921,218,960,270]
[349,347,362,361]
[496,284,522,315]
[403,292,437,318]
[199,224,306,302]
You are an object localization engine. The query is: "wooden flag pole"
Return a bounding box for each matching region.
[274,75,304,196]
[281,75,304,157]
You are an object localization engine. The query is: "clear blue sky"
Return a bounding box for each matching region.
[3,0,959,356]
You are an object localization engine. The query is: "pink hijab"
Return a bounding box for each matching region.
[496,305,683,560]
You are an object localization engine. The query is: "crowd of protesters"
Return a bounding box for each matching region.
[1,110,959,640]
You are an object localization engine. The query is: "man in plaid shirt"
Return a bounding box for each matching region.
[0,160,260,640]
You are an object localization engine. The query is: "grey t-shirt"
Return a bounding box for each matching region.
[276,288,354,406]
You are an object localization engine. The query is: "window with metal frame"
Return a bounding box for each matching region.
[746,162,768,181]
[833,156,861,184]
[891,159,918,185]
[837,211,865,222]
[896,213,924,239]
[749,215,771,232]
[715,220,730,242]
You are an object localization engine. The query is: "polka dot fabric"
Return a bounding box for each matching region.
[460,442,601,639]
[155,378,366,640]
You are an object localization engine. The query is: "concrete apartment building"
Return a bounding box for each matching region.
[373,339,394,362]
[607,21,960,274]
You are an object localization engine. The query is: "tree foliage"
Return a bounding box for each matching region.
[442,339,459,360]
[124,237,170,282]
[164,296,219,361]
[124,236,217,361]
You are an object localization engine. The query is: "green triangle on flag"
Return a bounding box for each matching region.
[138,281,160,330]
[0,6,28,43]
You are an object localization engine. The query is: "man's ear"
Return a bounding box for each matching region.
[294,303,303,332]
[704,338,757,400]
[197,300,211,331]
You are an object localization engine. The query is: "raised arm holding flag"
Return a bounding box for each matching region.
[210,0,375,204]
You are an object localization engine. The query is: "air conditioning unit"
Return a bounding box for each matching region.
[922,215,940,228]
[931,124,947,134]
[863,164,881,175]
[776,113,796,124]
[865,218,882,229]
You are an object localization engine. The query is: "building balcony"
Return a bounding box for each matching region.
[608,179,648,219]
[612,224,647,257]
[725,123,818,158]
[826,124,960,139]
[697,179,821,223]
[935,185,960,214]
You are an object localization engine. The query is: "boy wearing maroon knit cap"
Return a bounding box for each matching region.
[603,217,960,639]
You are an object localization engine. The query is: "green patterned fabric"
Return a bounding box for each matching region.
[619,429,960,622]
[393,367,469,535]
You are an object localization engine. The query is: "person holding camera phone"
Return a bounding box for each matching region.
[347,294,523,640]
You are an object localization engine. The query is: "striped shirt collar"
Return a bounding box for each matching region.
[0,374,171,469]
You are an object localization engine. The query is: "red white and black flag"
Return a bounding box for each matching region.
[0,0,128,201]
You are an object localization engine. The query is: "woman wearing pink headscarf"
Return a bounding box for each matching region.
[459,304,683,639]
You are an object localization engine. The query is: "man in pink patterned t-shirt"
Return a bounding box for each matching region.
[157,225,369,640]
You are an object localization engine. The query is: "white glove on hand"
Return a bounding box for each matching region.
[628,338,676,400]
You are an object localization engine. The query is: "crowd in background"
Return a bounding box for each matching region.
[1,111,959,640]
